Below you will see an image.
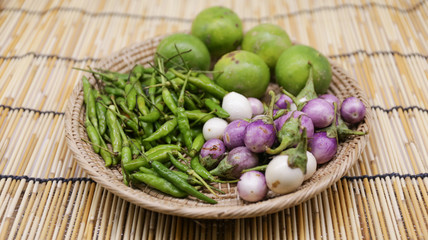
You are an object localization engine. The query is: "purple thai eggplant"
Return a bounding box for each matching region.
[274,111,314,139]
[308,131,337,164]
[210,146,259,179]
[200,138,226,170]
[244,118,276,153]
[222,119,250,150]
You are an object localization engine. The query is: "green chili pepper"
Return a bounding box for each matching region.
[206,96,220,105]
[125,84,137,111]
[139,166,159,176]
[151,161,217,204]
[124,157,148,171]
[106,106,122,153]
[130,65,145,90]
[124,83,132,94]
[95,101,107,135]
[204,98,230,118]
[144,67,155,74]
[165,71,175,80]
[148,73,157,103]
[121,146,132,186]
[144,149,172,162]
[102,102,142,135]
[143,118,177,142]
[176,108,193,150]
[172,73,193,150]
[170,90,179,103]
[157,58,178,114]
[123,149,171,172]
[100,148,113,167]
[82,76,92,104]
[112,153,120,165]
[138,103,163,123]
[85,117,100,154]
[135,81,145,96]
[131,172,188,198]
[104,86,125,97]
[113,78,127,89]
[130,64,145,78]
[162,88,178,114]
[107,71,130,81]
[92,88,101,100]
[172,171,203,186]
[186,92,204,108]
[183,95,198,110]
[118,122,133,186]
[168,152,189,172]
[99,94,112,105]
[130,139,142,156]
[188,133,205,157]
[82,93,113,166]
[170,69,228,100]
[169,78,181,92]
[190,156,217,182]
[169,78,199,93]
[145,144,181,155]
[137,95,149,116]
[76,68,127,88]
[82,77,99,131]
[185,110,214,123]
[116,97,139,124]
[169,153,219,193]
[122,118,141,135]
[140,121,154,139]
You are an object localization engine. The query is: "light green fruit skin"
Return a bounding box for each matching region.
[155,33,211,70]
[213,50,270,98]
[242,23,292,69]
[275,45,332,96]
[191,6,243,58]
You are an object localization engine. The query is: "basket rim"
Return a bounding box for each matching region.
[65,34,372,219]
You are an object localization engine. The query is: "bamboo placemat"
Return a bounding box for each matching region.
[0,0,427,239]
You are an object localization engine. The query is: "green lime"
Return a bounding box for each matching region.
[155,33,210,70]
[242,23,292,69]
[213,50,270,98]
[191,6,243,58]
[275,45,332,96]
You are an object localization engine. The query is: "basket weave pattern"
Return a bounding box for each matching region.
[65,35,371,219]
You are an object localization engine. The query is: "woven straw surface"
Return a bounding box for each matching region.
[65,34,371,219]
[0,0,427,239]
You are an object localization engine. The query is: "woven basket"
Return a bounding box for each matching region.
[65,34,371,219]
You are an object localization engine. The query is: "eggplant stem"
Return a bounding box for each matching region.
[265,137,293,155]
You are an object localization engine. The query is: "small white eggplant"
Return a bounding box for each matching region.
[265,155,304,194]
[202,117,228,140]
[222,92,252,121]
[304,151,317,181]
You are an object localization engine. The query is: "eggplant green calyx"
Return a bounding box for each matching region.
[336,115,367,141]
[209,155,235,179]
[318,102,339,143]
[266,114,302,155]
[282,128,308,174]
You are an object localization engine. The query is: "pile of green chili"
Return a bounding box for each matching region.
[79,59,231,204]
